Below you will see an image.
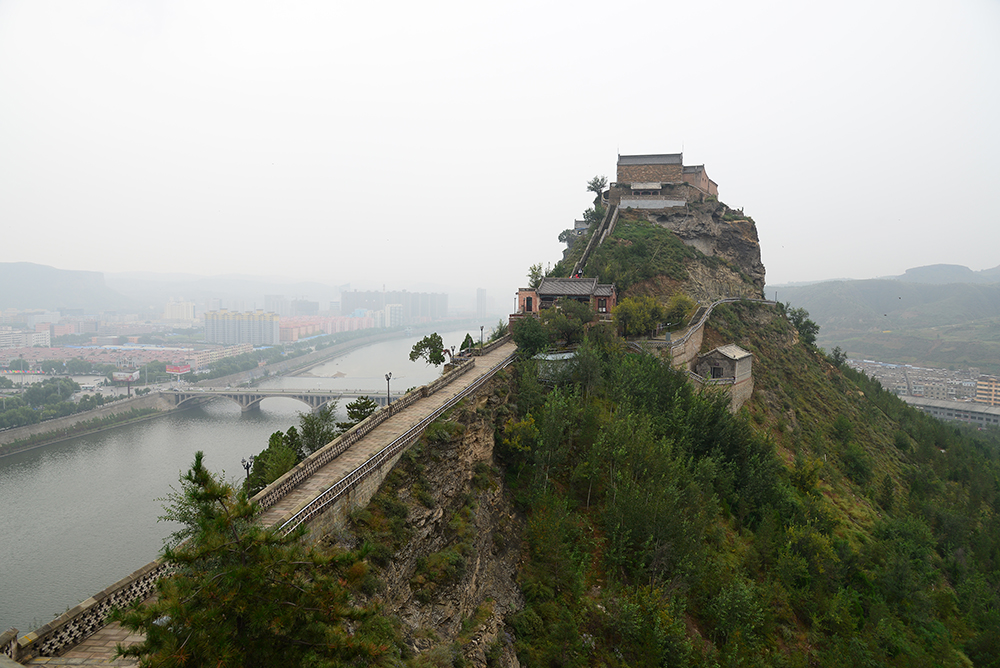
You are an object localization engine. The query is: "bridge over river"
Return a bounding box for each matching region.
[6,340,517,666]
[170,387,406,412]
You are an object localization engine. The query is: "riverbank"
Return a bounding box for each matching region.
[0,393,185,458]
[0,321,487,458]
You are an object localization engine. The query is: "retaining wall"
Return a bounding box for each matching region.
[287,353,515,539]
[0,392,175,450]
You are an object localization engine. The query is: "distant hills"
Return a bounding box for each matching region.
[0,263,136,312]
[771,263,1000,372]
[0,262,455,316]
[0,262,349,315]
[894,263,1000,285]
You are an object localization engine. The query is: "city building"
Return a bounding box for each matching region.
[904,396,1000,427]
[340,290,447,323]
[163,301,196,321]
[0,328,50,348]
[186,343,253,371]
[203,309,280,345]
[385,304,403,328]
[977,376,1000,406]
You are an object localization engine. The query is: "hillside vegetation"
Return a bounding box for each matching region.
[499,302,1000,666]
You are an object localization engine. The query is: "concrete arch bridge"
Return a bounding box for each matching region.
[169,389,403,413]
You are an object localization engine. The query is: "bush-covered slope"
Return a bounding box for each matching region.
[499,303,1000,667]
[552,212,762,301]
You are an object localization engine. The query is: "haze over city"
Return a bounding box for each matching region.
[1,0,997,300]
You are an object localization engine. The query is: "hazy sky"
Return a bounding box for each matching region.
[1,0,998,305]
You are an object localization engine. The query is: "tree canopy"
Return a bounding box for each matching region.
[113,452,386,667]
[409,332,446,366]
[613,295,667,337]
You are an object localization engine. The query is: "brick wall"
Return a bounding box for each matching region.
[616,163,684,184]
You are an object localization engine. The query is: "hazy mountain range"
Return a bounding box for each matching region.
[0,262,462,314]
[771,263,1000,372]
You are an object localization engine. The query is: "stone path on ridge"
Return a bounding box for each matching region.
[24,342,516,666]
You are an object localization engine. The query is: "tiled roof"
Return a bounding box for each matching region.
[713,344,752,360]
[594,284,615,297]
[617,153,683,166]
[537,277,598,297]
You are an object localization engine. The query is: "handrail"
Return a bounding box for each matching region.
[277,351,516,534]
[572,203,618,277]
[12,354,487,662]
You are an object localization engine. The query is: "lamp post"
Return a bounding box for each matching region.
[480,325,484,349]
[241,455,254,479]
[385,372,392,406]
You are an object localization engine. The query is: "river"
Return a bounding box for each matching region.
[0,329,478,634]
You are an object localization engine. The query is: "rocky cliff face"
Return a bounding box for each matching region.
[327,375,523,667]
[647,200,766,292]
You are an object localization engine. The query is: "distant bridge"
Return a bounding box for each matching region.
[9,338,517,664]
[169,389,404,412]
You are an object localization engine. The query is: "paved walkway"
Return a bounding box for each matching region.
[24,343,516,666]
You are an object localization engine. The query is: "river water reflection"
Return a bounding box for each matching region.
[0,329,476,633]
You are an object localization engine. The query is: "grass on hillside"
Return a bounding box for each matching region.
[502,299,1000,667]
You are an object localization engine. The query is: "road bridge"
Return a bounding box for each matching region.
[169,388,404,412]
[8,340,517,666]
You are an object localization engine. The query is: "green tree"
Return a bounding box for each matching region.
[540,298,594,345]
[489,319,508,342]
[246,432,300,496]
[409,333,446,366]
[583,205,605,227]
[512,317,549,358]
[788,307,820,346]
[664,292,696,326]
[298,405,338,455]
[830,346,847,367]
[461,333,476,351]
[613,295,667,337]
[39,359,64,374]
[527,263,544,290]
[113,452,383,667]
[587,175,608,201]
[558,229,575,244]
[66,358,93,374]
[337,396,379,432]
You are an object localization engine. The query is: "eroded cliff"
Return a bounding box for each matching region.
[648,200,765,291]
[324,372,523,667]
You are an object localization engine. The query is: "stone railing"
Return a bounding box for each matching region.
[2,629,17,662]
[277,350,517,535]
[14,560,170,661]
[471,334,512,357]
[11,358,481,662]
[572,203,618,277]
[253,358,476,512]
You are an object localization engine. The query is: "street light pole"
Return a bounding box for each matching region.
[241,455,254,480]
[385,372,392,406]
[480,325,484,349]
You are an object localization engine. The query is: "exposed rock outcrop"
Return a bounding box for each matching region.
[648,200,766,292]
[330,375,523,667]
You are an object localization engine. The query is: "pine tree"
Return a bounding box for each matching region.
[113,452,385,667]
